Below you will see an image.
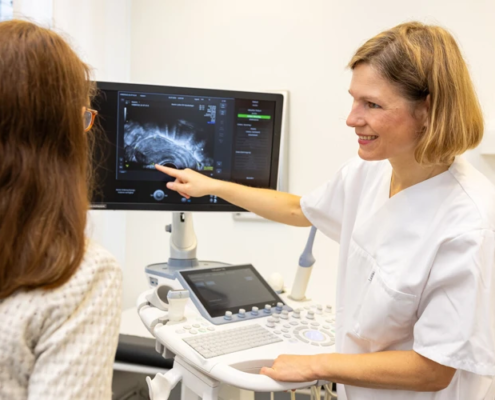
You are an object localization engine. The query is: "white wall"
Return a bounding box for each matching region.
[52,0,131,82]
[0,0,14,21]
[13,0,51,25]
[124,0,495,309]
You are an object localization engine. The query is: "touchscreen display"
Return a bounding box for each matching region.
[180,265,281,318]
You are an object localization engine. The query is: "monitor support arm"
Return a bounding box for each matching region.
[165,212,199,268]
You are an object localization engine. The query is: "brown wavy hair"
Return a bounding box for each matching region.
[0,20,95,298]
[349,22,484,165]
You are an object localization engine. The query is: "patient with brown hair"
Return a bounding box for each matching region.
[0,20,122,399]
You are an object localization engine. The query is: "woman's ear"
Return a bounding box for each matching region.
[416,94,430,131]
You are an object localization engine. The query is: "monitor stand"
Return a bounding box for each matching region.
[145,212,230,280]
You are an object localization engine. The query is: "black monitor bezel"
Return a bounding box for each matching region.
[91,81,284,212]
[178,264,284,318]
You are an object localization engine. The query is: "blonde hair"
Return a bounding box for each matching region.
[348,22,483,165]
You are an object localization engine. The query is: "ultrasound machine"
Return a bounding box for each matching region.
[91,82,336,400]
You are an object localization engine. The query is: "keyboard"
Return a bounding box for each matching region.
[183,323,282,359]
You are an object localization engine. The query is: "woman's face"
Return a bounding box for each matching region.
[346,63,428,164]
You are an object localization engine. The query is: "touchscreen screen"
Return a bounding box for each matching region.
[180,265,281,318]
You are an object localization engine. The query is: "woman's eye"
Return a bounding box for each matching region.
[367,102,381,109]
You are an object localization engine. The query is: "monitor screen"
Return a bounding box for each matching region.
[90,82,284,211]
[179,265,283,318]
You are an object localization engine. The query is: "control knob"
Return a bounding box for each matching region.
[153,190,165,201]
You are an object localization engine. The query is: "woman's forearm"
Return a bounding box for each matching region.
[154,165,311,227]
[211,180,311,227]
[313,350,455,392]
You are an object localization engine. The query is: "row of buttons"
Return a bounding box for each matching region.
[264,310,335,324]
[268,324,335,347]
[175,320,216,335]
[267,318,333,329]
[263,307,336,347]
[224,302,291,320]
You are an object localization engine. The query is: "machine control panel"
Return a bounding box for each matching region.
[163,302,336,359]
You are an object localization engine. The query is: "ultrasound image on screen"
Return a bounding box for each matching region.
[118,97,216,180]
[123,120,214,170]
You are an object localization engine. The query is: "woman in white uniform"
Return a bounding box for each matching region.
[155,22,495,399]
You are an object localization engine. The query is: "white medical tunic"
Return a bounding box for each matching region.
[300,156,495,400]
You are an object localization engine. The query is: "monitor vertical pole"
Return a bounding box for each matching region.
[145,212,229,279]
[166,212,200,268]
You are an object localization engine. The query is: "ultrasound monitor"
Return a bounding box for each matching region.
[91,82,285,212]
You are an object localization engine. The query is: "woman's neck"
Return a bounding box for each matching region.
[389,156,451,197]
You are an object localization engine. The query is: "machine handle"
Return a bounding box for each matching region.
[210,363,317,392]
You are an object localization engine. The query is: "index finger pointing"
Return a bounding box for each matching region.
[155,164,181,177]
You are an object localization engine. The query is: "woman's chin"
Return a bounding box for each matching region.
[357,149,385,162]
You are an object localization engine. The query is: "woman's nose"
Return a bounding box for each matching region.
[346,104,364,128]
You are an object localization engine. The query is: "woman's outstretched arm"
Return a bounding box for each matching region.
[155,165,311,227]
